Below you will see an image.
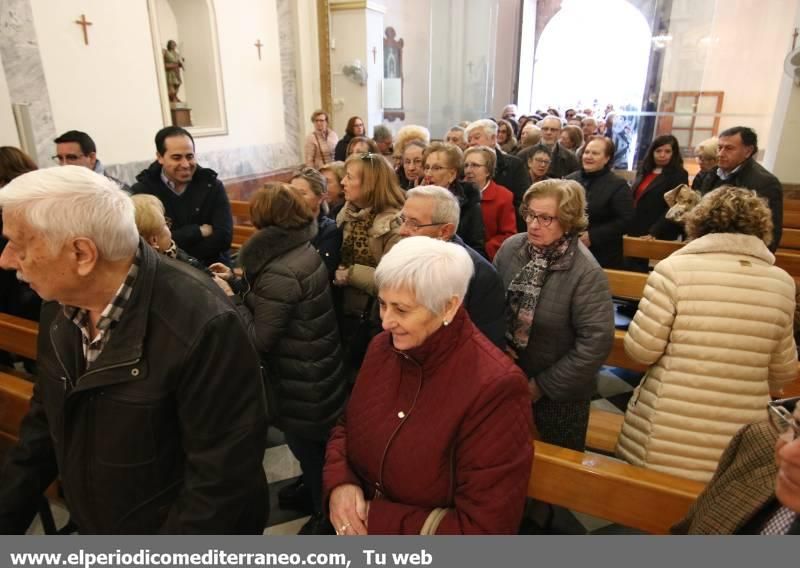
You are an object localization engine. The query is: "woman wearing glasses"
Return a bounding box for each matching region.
[334,153,405,365]
[524,144,554,184]
[617,186,798,482]
[691,137,719,191]
[494,179,614,450]
[463,146,516,260]
[305,109,339,169]
[422,142,486,257]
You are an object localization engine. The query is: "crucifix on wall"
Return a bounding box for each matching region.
[371,46,377,64]
[74,14,93,46]
[254,39,263,61]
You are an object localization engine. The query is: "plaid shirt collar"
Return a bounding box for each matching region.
[64,247,141,366]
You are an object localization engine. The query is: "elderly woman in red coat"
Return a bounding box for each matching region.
[323,236,533,535]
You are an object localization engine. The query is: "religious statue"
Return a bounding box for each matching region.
[163,40,184,103]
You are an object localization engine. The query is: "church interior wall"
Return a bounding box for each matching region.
[0,51,20,148]
[660,0,797,150]
[294,0,322,141]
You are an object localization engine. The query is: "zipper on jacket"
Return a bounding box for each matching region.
[376,350,424,494]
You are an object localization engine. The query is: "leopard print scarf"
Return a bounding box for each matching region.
[340,204,378,268]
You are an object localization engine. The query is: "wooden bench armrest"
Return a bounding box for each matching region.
[0,314,38,360]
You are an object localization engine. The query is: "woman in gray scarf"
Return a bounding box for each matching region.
[494,179,614,450]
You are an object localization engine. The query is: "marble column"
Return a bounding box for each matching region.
[0,0,57,166]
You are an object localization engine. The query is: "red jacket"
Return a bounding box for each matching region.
[323,308,533,534]
[480,180,517,260]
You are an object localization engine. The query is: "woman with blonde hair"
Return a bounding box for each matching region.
[305,109,339,169]
[131,193,211,276]
[691,137,719,190]
[617,186,798,482]
[320,161,346,219]
[335,153,405,365]
[494,179,614,450]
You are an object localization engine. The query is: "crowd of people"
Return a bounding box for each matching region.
[0,106,798,535]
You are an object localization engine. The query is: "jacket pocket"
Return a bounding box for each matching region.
[94,396,157,466]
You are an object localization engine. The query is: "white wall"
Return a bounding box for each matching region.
[661,0,796,151]
[28,0,296,170]
[0,50,20,148]
[296,0,322,139]
[29,0,164,164]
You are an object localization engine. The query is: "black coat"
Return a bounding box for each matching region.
[236,223,346,441]
[334,134,353,162]
[0,243,268,534]
[494,149,531,231]
[567,168,634,269]
[547,143,580,179]
[450,180,487,258]
[628,166,689,237]
[452,235,506,349]
[131,162,233,266]
[313,213,343,281]
[700,158,783,251]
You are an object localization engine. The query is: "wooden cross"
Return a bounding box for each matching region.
[371,46,377,64]
[254,39,263,61]
[74,14,93,46]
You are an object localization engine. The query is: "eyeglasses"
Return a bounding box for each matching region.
[398,213,446,232]
[403,158,423,167]
[532,157,551,166]
[313,117,327,123]
[521,209,557,227]
[423,164,449,173]
[360,152,379,163]
[463,161,487,170]
[768,397,799,439]
[51,153,85,164]
[540,127,560,132]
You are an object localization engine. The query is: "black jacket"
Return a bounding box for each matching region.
[628,166,689,237]
[313,213,343,281]
[494,149,531,231]
[450,180,487,258]
[452,235,506,349]
[700,158,783,251]
[567,168,634,269]
[131,162,233,266]
[0,243,268,534]
[236,223,346,441]
[547,143,580,179]
[334,134,353,162]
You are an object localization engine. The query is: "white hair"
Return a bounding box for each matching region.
[0,166,139,260]
[406,185,460,230]
[375,236,474,315]
[466,119,498,139]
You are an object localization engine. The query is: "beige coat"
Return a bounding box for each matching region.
[616,233,797,482]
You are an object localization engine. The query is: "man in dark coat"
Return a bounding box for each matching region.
[700,126,783,251]
[0,166,268,534]
[131,126,233,266]
[466,119,531,231]
[397,185,506,349]
[539,116,580,179]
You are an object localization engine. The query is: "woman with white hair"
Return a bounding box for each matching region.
[323,237,533,535]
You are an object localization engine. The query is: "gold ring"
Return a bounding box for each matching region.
[339,523,350,533]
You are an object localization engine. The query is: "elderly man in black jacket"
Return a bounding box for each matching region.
[700,126,783,251]
[0,166,268,534]
[131,126,233,266]
[396,185,506,349]
[466,119,531,231]
[538,116,580,179]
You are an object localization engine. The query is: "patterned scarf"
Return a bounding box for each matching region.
[340,204,378,268]
[505,234,574,351]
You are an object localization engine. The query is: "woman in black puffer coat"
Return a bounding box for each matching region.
[212,182,345,534]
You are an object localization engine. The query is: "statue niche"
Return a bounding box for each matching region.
[383,27,405,122]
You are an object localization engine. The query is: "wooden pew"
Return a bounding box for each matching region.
[0,313,38,360]
[623,236,800,280]
[0,369,701,535]
[530,441,704,534]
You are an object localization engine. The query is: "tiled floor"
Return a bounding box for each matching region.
[29,367,644,536]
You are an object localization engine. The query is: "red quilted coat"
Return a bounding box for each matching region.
[323,307,533,534]
[480,180,517,260]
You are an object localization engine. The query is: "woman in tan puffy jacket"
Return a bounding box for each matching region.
[616,186,797,482]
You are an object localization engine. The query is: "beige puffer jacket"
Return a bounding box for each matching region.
[616,233,797,482]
